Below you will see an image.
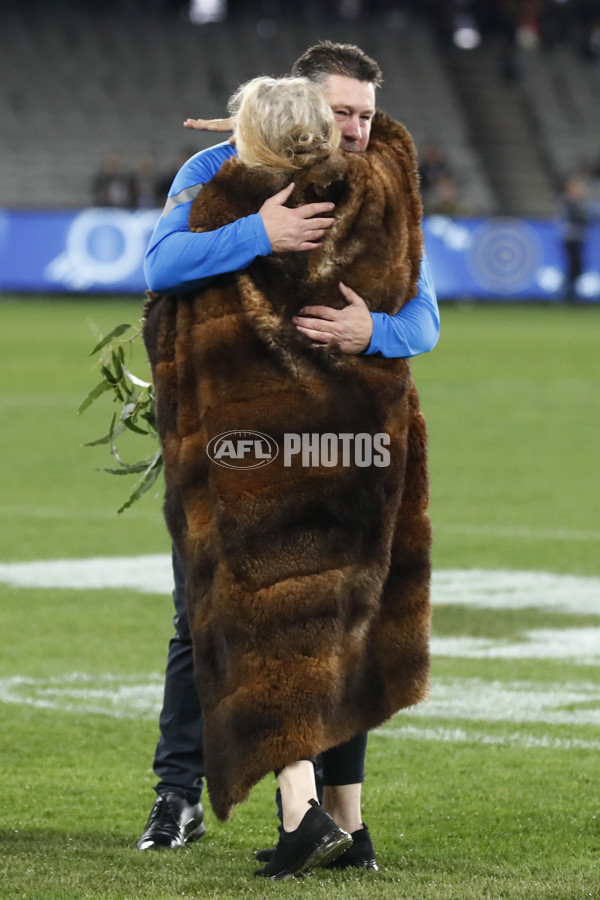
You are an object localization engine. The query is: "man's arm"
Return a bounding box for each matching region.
[365,256,440,357]
[144,142,439,358]
[144,144,335,294]
[293,256,440,358]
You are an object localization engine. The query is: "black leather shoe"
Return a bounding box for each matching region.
[254,799,352,880]
[137,792,205,850]
[255,821,378,871]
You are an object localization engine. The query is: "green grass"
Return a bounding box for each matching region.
[412,302,600,576]
[0,297,599,899]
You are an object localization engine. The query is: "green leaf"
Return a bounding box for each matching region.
[84,418,126,448]
[102,465,152,475]
[84,434,112,448]
[99,364,119,387]
[77,380,112,415]
[81,318,160,512]
[122,417,153,437]
[110,349,125,383]
[117,451,163,514]
[123,365,151,388]
[89,324,132,357]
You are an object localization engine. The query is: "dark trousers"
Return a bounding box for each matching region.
[153,547,205,805]
[153,546,367,805]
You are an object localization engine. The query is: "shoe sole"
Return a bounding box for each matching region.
[184,822,206,844]
[326,858,379,871]
[263,829,353,880]
[138,820,206,851]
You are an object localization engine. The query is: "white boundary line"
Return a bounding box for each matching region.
[1,563,599,749]
[0,506,161,522]
[2,559,599,613]
[1,511,599,541]
[436,523,600,542]
[376,724,600,751]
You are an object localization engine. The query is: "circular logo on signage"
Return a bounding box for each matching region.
[466,218,542,294]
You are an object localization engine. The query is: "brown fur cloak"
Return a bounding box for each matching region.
[143,111,432,822]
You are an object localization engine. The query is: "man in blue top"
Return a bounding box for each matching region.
[138,39,440,855]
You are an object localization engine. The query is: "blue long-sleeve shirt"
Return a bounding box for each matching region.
[144,141,440,358]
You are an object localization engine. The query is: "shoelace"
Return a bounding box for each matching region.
[147,797,180,831]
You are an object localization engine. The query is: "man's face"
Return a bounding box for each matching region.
[320,74,375,153]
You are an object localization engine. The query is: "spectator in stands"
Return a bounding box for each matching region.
[428,171,467,216]
[558,173,591,302]
[574,0,600,60]
[419,142,451,193]
[155,146,197,203]
[131,154,163,209]
[418,143,456,214]
[92,153,134,208]
[590,153,600,218]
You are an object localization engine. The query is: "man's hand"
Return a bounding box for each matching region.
[293,282,373,355]
[183,116,235,132]
[260,183,336,253]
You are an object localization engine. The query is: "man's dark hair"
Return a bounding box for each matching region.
[291,40,383,89]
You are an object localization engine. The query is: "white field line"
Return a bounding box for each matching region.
[0,559,599,615]
[0,674,164,720]
[431,628,600,664]
[376,724,600,751]
[0,506,162,522]
[0,393,80,408]
[3,674,599,738]
[432,568,600,614]
[1,564,599,748]
[1,509,599,543]
[404,678,600,727]
[436,523,600,542]
[0,555,174,594]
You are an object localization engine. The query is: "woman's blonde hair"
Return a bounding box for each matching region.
[228,75,340,171]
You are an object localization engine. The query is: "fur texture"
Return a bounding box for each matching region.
[143,111,431,822]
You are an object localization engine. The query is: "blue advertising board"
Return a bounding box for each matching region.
[0,207,599,300]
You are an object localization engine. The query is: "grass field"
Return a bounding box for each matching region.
[0,296,599,899]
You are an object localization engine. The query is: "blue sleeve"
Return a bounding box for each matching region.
[143,142,272,294]
[363,255,440,358]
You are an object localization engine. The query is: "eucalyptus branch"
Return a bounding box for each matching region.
[79,321,162,513]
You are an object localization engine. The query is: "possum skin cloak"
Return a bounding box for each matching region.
[143,110,432,821]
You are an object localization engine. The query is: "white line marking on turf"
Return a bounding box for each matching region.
[0,555,174,594]
[0,393,80,408]
[2,563,597,748]
[3,674,599,743]
[432,569,600,614]
[1,515,598,540]
[0,506,162,522]
[436,523,600,542]
[405,678,600,727]
[0,674,164,720]
[377,724,600,751]
[432,628,600,664]
[0,559,599,614]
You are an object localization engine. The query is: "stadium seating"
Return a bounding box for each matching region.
[0,5,496,212]
[2,5,597,215]
[519,45,600,187]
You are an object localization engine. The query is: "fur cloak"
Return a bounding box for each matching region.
[143,111,432,822]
